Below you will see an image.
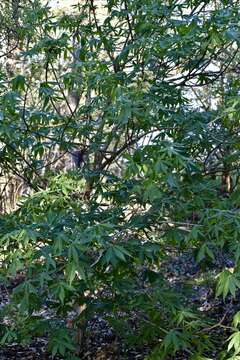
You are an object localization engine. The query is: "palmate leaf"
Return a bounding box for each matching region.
[49,328,76,357]
[0,330,17,345]
[11,75,26,91]
[175,309,198,325]
[228,331,240,354]
[231,243,240,263]
[216,270,240,300]
[196,243,215,263]
[102,244,131,266]
[233,312,240,328]
[162,329,190,354]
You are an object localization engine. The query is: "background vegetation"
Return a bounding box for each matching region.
[0,0,240,359]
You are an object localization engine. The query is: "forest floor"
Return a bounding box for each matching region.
[0,251,238,360]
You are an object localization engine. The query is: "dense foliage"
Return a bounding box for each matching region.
[0,0,240,359]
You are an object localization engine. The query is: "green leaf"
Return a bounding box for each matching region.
[216,270,240,299]
[233,312,240,328]
[11,75,26,91]
[66,262,77,285]
[228,331,240,354]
